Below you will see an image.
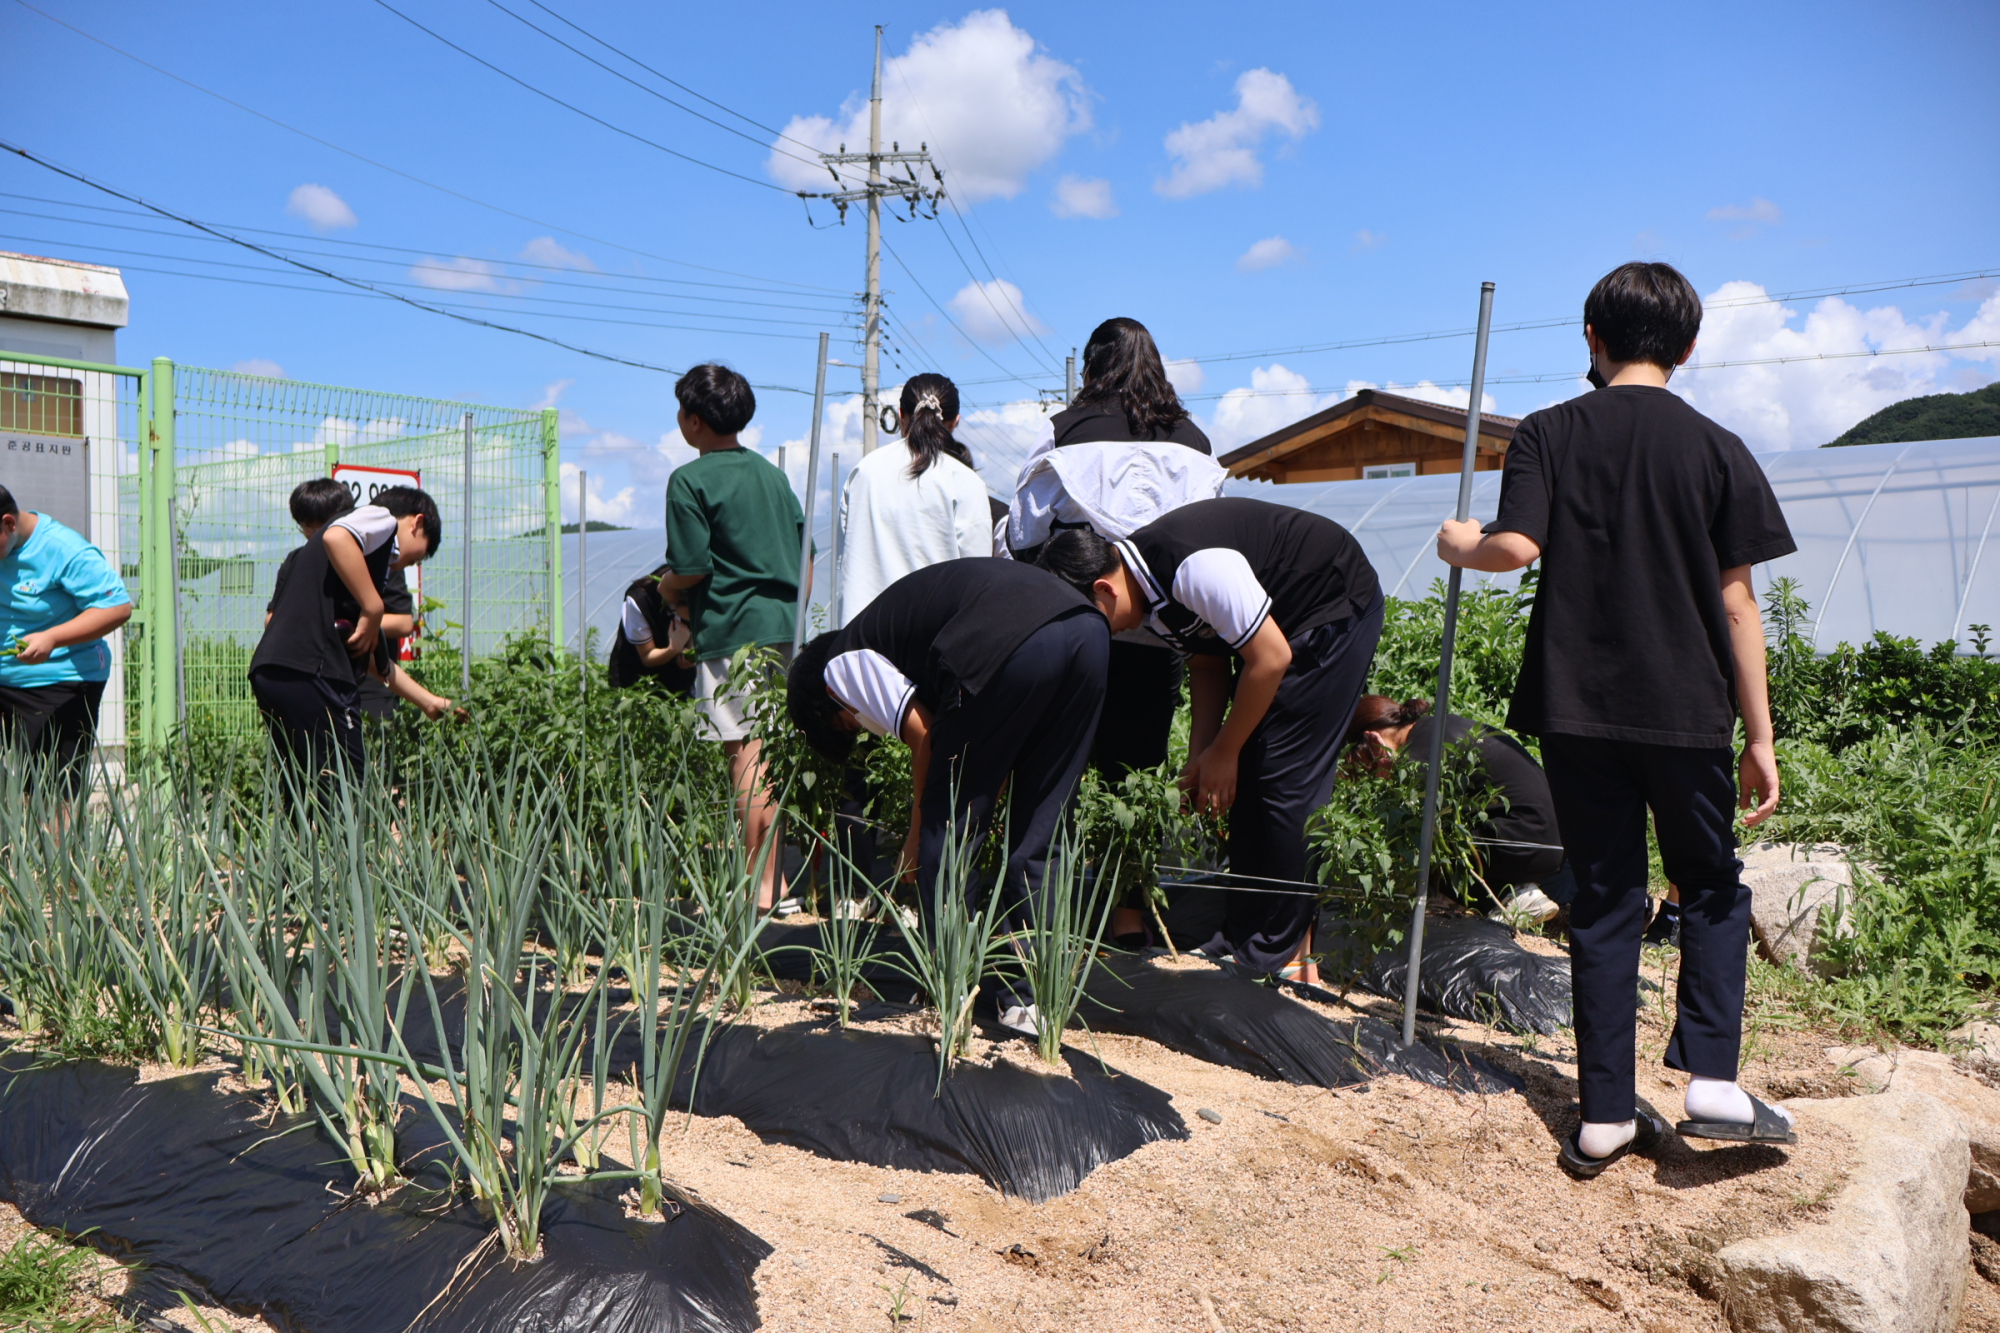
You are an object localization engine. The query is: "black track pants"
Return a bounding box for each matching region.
[1541,734,1749,1124]
[916,613,1109,939]
[249,665,365,786]
[0,679,105,798]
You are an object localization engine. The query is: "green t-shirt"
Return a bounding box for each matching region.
[664,446,805,661]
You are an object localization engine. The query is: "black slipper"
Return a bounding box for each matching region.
[1677,1093,1796,1145]
[1559,1098,1668,1180]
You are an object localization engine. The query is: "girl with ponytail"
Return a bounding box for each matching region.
[833,372,994,627]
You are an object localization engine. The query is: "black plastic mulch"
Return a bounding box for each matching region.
[1343,914,1576,1036]
[0,1051,770,1333]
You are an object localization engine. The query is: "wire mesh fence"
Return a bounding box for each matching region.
[159,363,562,742]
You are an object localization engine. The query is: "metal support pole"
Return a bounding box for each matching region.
[828,451,844,617]
[860,24,884,457]
[1065,352,1077,404]
[541,407,564,651]
[577,468,588,678]
[147,357,177,745]
[461,411,474,698]
[794,332,831,651]
[1401,280,1496,1049]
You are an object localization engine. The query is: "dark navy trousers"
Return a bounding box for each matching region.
[1541,734,1751,1124]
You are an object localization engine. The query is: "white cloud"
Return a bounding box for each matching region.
[535,378,574,411]
[558,462,638,527]
[1236,235,1301,272]
[1203,366,1498,453]
[1165,358,1206,395]
[1352,229,1385,252]
[221,438,259,459]
[285,183,357,232]
[410,257,502,292]
[959,397,1056,490]
[1708,197,1783,225]
[1050,174,1116,219]
[948,278,1049,345]
[1341,379,1498,415]
[767,11,1088,202]
[520,236,595,271]
[230,358,284,379]
[1157,69,1318,198]
[1672,281,2000,449]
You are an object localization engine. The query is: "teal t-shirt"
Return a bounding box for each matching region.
[0,514,131,687]
[664,447,804,662]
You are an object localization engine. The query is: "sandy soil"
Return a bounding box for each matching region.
[5,934,1994,1332]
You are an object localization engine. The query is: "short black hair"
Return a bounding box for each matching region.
[787,631,856,763]
[1584,262,1703,369]
[289,477,356,527]
[0,485,16,519]
[373,485,443,558]
[1036,529,1121,603]
[675,363,756,436]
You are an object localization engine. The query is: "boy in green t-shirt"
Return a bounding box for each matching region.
[659,364,806,909]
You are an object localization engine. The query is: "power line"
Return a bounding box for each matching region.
[0,139,821,382]
[367,0,788,194]
[9,0,838,292]
[879,239,1047,394]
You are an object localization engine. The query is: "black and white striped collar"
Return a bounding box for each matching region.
[1112,537,1166,611]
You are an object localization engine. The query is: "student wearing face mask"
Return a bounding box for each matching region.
[0,484,133,796]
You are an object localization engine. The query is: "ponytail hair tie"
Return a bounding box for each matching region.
[914,390,943,416]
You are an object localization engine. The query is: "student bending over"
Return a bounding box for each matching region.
[788,557,1110,1036]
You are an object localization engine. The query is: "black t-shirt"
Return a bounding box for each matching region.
[1116,497,1381,655]
[250,529,396,685]
[1488,385,1796,747]
[831,558,1096,714]
[1406,714,1561,862]
[1050,401,1212,455]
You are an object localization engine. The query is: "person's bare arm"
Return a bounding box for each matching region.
[1437,519,1541,572]
[1723,564,1780,825]
[13,603,132,664]
[898,701,935,881]
[1180,619,1292,814]
[323,526,385,654]
[633,615,691,671]
[381,613,415,639]
[382,662,458,720]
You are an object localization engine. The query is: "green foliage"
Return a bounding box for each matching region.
[1826,381,2000,448]
[1073,762,1213,933]
[1364,574,1537,727]
[0,1229,127,1333]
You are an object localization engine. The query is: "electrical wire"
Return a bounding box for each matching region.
[878,238,1049,394]
[0,139,823,381]
[9,0,839,292]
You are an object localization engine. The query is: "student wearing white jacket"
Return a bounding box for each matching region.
[834,374,994,628]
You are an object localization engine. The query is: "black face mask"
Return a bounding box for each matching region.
[1586,362,1606,390]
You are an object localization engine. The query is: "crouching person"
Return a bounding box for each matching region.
[788,558,1110,1034]
[1038,497,1383,983]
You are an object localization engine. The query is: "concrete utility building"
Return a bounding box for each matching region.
[1220,388,1518,484]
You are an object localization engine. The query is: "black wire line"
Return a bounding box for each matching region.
[367,0,787,193]
[476,0,839,180]
[0,140,819,382]
[878,240,1047,393]
[9,0,836,292]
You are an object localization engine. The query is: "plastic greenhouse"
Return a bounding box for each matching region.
[1232,435,2000,653]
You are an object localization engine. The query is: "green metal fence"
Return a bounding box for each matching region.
[4,351,565,751]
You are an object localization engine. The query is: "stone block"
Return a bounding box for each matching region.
[1740,841,1856,973]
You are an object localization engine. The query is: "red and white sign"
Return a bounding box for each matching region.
[332,463,423,661]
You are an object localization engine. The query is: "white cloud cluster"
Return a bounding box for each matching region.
[286,184,356,231]
[410,257,502,292]
[1050,174,1116,219]
[558,461,639,527]
[229,358,285,379]
[767,11,1088,203]
[1157,69,1318,199]
[947,278,1049,345]
[1672,281,2000,449]
[521,237,595,271]
[1236,235,1301,272]
[1708,196,1784,240]
[1203,366,1497,453]
[1164,358,1206,395]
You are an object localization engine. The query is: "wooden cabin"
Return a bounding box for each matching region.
[1220,389,1518,484]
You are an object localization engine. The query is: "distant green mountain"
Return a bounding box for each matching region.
[1825,382,2000,447]
[559,520,630,533]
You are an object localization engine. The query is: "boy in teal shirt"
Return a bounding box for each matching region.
[0,484,133,794]
[658,364,805,909]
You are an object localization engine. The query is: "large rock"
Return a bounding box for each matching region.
[1829,1045,2000,1212]
[1740,841,1856,974]
[1718,1090,1967,1333]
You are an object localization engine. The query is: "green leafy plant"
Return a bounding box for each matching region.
[1015,826,1118,1066]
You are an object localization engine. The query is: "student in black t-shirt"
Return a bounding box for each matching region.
[1346,696,1575,923]
[250,484,444,783]
[1439,262,1798,1177]
[1039,497,1384,983]
[788,558,1110,1036]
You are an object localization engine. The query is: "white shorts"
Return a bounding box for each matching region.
[695,646,793,743]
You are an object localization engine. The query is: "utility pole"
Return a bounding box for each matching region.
[1066,350,1077,404]
[794,25,944,456]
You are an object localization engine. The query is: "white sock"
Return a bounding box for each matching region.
[1577,1120,1635,1158]
[1684,1076,1794,1127]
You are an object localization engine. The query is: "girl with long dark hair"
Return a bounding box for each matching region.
[834,372,993,627]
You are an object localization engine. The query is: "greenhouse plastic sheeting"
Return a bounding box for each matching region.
[1234,434,2000,651]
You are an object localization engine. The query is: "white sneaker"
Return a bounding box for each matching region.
[1489,885,1559,927]
[998,1004,1042,1037]
[773,896,803,917]
[832,897,870,920]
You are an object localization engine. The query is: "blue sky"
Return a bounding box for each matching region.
[5,0,1996,526]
